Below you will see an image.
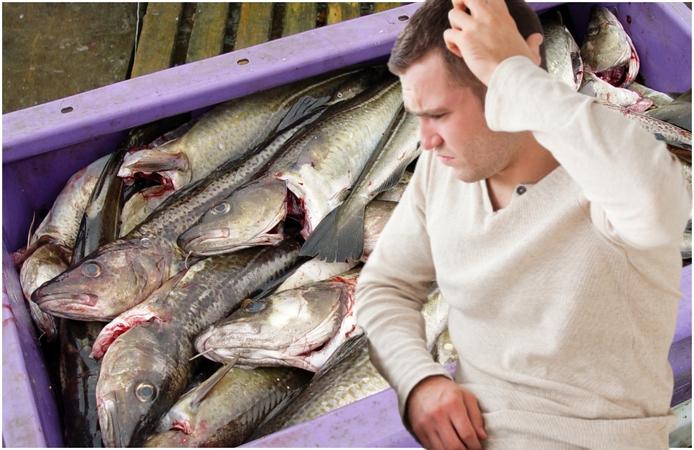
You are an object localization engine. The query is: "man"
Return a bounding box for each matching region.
[354,0,692,448]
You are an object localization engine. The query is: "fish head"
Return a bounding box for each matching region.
[580,6,631,74]
[194,282,347,365]
[32,237,172,321]
[177,179,288,256]
[119,142,192,190]
[96,323,189,447]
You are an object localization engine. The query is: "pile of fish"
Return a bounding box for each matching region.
[15,65,434,447]
[543,5,692,257]
[12,4,692,448]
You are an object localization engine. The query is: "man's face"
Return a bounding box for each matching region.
[400,52,520,183]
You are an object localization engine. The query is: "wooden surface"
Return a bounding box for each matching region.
[2,2,406,114]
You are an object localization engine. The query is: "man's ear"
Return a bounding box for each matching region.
[525,32,544,68]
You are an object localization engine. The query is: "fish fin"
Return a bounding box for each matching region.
[188,357,238,413]
[300,205,366,263]
[122,150,191,174]
[247,378,309,441]
[313,333,368,381]
[276,95,330,133]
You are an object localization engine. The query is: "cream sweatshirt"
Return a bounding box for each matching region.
[355,56,692,449]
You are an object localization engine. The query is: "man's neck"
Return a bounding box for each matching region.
[486,140,559,211]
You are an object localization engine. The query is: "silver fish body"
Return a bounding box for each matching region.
[194,272,360,372]
[543,18,583,91]
[361,200,397,263]
[277,75,404,239]
[144,365,312,447]
[19,242,70,340]
[374,170,412,202]
[300,107,419,262]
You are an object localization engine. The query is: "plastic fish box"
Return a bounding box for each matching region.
[2,2,691,447]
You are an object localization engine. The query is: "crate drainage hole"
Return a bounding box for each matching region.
[398,15,409,21]
[61,106,74,114]
[237,59,250,66]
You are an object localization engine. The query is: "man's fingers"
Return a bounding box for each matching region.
[449,409,483,450]
[443,29,463,58]
[525,32,544,66]
[462,390,488,441]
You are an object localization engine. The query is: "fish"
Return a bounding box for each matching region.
[579,71,652,112]
[274,258,359,293]
[628,82,676,108]
[682,224,692,260]
[194,269,362,372]
[543,15,583,90]
[248,283,448,439]
[16,155,109,267]
[278,75,404,239]
[143,365,312,447]
[300,107,419,262]
[247,333,389,442]
[598,101,692,151]
[73,114,191,265]
[177,74,404,256]
[361,200,397,263]
[119,185,175,237]
[374,170,412,202]
[95,238,304,447]
[644,101,692,133]
[118,68,383,189]
[59,319,105,447]
[32,89,328,321]
[580,6,639,88]
[432,329,458,367]
[19,243,70,341]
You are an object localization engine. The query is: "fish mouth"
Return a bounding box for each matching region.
[178,228,231,255]
[99,391,125,448]
[34,291,99,307]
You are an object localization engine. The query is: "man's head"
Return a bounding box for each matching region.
[388,0,546,102]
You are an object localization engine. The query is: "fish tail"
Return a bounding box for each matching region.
[300,204,366,263]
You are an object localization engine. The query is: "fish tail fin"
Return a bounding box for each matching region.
[300,204,366,263]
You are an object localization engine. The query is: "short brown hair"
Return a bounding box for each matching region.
[388,0,546,102]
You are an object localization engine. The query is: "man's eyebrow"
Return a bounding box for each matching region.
[405,107,446,118]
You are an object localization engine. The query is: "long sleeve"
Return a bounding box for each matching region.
[355,150,452,420]
[485,56,692,250]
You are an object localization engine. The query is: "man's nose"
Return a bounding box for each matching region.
[419,120,442,151]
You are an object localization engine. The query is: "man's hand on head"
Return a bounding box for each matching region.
[407,375,487,450]
[443,0,543,86]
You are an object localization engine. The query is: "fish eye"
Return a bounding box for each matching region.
[81,262,101,278]
[211,202,231,215]
[244,299,267,313]
[135,382,157,402]
[586,26,599,37]
[140,237,153,248]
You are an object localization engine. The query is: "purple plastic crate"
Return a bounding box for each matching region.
[2,2,691,447]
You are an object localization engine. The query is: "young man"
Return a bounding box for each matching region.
[354,0,692,448]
